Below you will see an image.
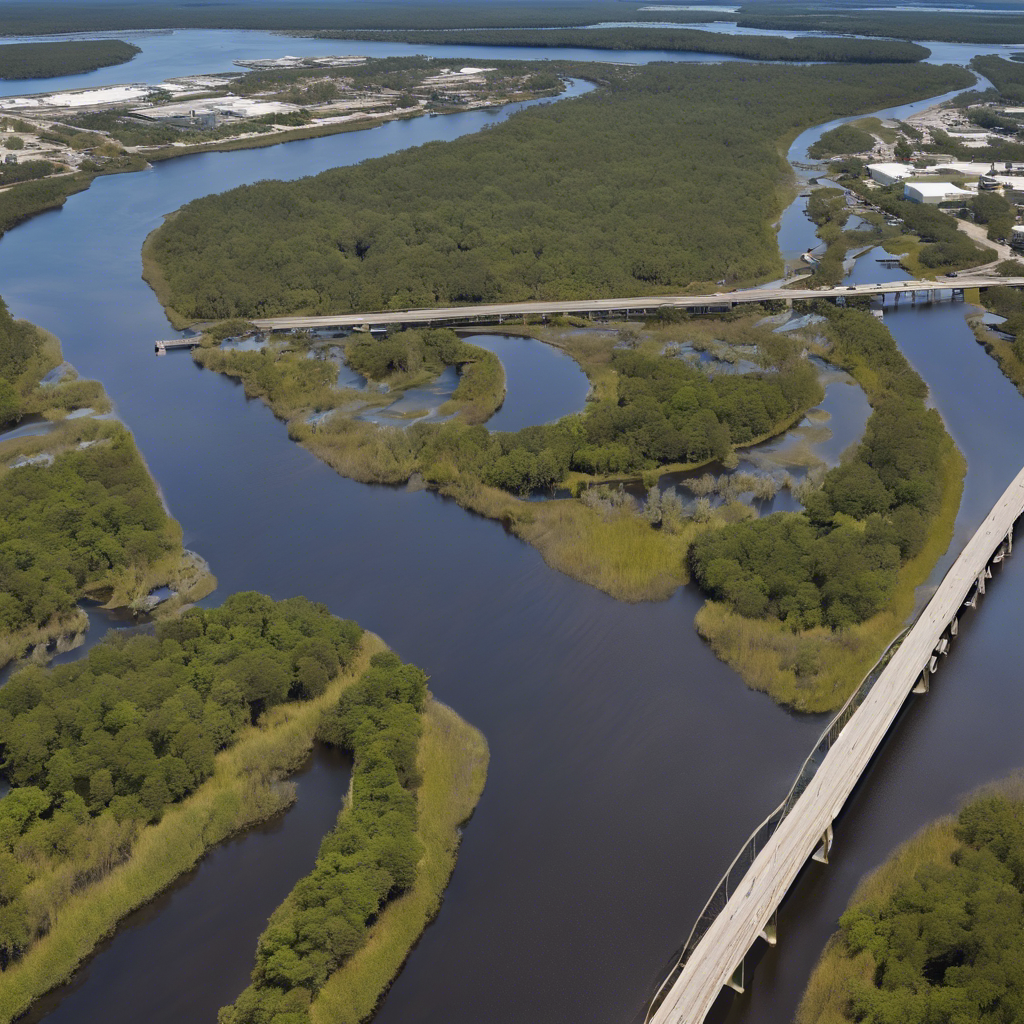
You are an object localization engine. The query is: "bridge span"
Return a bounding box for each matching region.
[646,465,1024,1024]
[247,276,1024,332]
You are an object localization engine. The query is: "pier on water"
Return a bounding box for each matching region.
[646,466,1024,1024]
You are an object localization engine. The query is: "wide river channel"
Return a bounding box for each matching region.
[1,28,1023,1024]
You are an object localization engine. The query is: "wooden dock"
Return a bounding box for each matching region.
[154,337,201,355]
[647,465,1024,1024]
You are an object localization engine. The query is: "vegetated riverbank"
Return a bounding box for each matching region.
[797,771,1024,1024]
[313,28,931,64]
[0,40,140,80]
[0,58,572,251]
[0,300,214,669]
[692,306,965,712]
[0,598,488,1024]
[222,652,488,1024]
[177,315,825,602]
[143,61,973,322]
[969,284,1024,396]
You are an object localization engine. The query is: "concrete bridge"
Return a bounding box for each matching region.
[645,465,1024,1024]
[246,276,1024,332]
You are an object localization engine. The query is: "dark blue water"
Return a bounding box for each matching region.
[463,332,592,432]
[0,34,1021,1024]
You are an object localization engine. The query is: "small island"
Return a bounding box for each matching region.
[0,296,215,669]
[0,40,140,80]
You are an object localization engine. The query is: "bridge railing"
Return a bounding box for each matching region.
[644,625,910,1022]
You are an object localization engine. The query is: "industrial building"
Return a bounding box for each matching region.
[867,162,912,185]
[903,181,973,205]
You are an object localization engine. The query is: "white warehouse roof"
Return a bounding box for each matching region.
[867,162,912,181]
[904,181,972,201]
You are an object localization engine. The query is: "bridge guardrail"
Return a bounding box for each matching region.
[644,624,910,1022]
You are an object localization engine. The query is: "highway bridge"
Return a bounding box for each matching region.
[247,276,1024,332]
[645,465,1024,1024]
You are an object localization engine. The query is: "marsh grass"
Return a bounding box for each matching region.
[0,633,387,1024]
[968,313,1024,394]
[694,439,965,711]
[309,699,488,1024]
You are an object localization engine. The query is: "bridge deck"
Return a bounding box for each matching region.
[247,277,1022,331]
[649,465,1024,1024]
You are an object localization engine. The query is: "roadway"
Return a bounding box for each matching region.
[248,276,1024,332]
[648,465,1024,1024]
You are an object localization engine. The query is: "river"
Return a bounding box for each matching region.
[0,30,1021,1024]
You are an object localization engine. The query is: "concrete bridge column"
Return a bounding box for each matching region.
[725,960,745,994]
[913,667,930,694]
[760,910,778,947]
[812,823,834,864]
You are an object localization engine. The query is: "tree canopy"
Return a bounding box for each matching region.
[0,40,139,80]
[0,593,362,967]
[147,61,973,321]
[690,308,949,630]
[221,649,427,1023]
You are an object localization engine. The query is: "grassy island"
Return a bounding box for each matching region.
[0,297,214,669]
[692,307,963,712]
[798,773,1024,1024]
[0,40,140,80]
[0,593,487,1024]
[178,316,824,602]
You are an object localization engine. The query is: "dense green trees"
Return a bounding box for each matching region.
[335,28,929,64]
[809,787,1024,1023]
[0,426,182,635]
[0,40,140,80]
[808,123,876,158]
[147,61,973,321]
[0,297,204,649]
[221,649,426,1023]
[0,593,361,967]
[691,308,948,630]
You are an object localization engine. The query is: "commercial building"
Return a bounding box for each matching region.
[903,181,972,205]
[1011,225,1024,251]
[867,162,912,185]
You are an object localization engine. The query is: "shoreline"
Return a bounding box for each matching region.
[0,632,489,1024]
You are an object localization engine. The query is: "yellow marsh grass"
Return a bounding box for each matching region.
[695,440,966,712]
[521,500,698,602]
[311,699,488,1024]
[0,633,386,1024]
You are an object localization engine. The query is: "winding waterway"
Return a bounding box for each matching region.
[0,31,1022,1024]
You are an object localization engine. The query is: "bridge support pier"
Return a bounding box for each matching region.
[760,911,778,947]
[913,668,930,695]
[812,823,834,865]
[725,960,745,995]
[951,615,958,637]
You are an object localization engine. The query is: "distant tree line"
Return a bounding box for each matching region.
[690,308,950,630]
[331,28,930,63]
[0,40,140,80]
[0,593,362,966]
[221,649,426,1023]
[147,61,973,322]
